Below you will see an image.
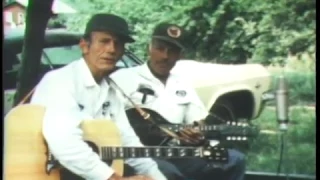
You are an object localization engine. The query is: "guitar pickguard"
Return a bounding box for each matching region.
[126,107,254,147]
[126,108,175,146]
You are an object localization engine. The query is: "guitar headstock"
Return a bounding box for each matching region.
[223,121,258,138]
[200,141,229,162]
[202,121,259,142]
[226,121,249,127]
[224,135,248,142]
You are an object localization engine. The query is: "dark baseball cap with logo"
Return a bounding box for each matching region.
[152,23,186,49]
[84,13,135,43]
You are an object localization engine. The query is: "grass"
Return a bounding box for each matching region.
[245,107,315,175]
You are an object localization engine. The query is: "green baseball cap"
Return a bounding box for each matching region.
[152,22,186,49]
[85,13,135,43]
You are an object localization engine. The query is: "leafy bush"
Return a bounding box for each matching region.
[269,71,315,105]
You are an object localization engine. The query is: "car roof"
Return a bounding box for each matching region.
[4,28,144,69]
[4,28,82,54]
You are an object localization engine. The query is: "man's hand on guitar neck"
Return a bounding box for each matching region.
[179,120,206,145]
[108,173,153,180]
[195,119,206,126]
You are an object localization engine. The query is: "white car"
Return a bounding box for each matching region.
[172,60,273,122]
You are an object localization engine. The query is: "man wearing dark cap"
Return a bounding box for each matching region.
[111,22,246,180]
[30,14,167,180]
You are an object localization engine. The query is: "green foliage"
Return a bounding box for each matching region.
[269,71,316,105]
[58,0,315,64]
[247,107,315,174]
[58,0,205,60]
[47,16,66,29]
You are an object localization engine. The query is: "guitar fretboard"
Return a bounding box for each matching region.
[100,146,202,159]
[161,124,226,132]
[47,146,228,165]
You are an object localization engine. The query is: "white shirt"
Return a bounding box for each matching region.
[30,58,167,180]
[111,63,208,124]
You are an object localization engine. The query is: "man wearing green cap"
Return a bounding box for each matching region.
[30,14,167,180]
[111,22,246,180]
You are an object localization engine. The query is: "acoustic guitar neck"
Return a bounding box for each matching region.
[99,146,227,162]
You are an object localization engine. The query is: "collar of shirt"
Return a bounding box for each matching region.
[78,58,109,88]
[76,58,112,116]
[137,62,179,86]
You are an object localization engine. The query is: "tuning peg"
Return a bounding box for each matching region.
[260,130,278,135]
[203,150,212,156]
[213,146,225,151]
[209,140,220,147]
[227,136,235,141]
[225,136,249,141]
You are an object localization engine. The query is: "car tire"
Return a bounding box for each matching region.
[208,99,237,124]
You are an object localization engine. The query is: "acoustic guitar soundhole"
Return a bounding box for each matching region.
[60,141,112,180]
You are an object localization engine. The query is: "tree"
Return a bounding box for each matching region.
[59,0,315,65]
[14,0,54,105]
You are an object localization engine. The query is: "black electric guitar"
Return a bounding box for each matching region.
[126,108,258,146]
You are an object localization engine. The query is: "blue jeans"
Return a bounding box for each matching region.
[154,149,246,180]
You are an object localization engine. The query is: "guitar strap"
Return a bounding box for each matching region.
[109,78,185,141]
[15,87,36,106]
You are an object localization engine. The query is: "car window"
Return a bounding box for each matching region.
[120,54,143,67]
[4,49,20,89]
[16,44,82,66]
[16,45,141,68]
[42,45,82,65]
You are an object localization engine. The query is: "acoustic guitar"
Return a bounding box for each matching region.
[4,105,228,180]
[126,107,258,146]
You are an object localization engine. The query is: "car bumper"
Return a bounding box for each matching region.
[256,91,275,118]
